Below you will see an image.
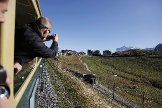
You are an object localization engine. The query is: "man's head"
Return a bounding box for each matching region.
[36,16,51,41]
[0,64,11,86]
[0,0,9,23]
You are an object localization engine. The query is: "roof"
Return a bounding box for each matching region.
[16,0,41,26]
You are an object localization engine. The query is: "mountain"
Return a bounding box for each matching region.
[155,43,162,50]
[144,48,154,50]
[116,46,133,52]
[116,46,155,52]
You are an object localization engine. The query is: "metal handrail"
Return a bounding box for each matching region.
[14,58,42,107]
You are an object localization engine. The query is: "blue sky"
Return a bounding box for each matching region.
[39,0,162,53]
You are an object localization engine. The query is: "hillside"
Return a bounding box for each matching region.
[46,57,124,108]
[14,50,162,107]
[48,54,162,108]
[112,49,162,57]
[82,56,162,108]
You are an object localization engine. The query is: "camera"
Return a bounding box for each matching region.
[48,35,53,39]
[45,34,57,41]
[46,35,53,41]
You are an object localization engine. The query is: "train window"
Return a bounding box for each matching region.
[14,59,35,95]
[14,0,41,96]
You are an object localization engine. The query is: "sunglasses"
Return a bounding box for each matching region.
[41,25,51,34]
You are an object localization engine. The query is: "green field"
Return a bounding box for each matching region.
[46,57,123,108]
[82,56,162,108]
[52,54,162,108]
[14,50,162,108]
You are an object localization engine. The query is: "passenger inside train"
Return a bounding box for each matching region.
[0,65,11,108]
[0,0,11,108]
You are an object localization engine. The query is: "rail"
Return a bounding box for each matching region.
[15,58,42,107]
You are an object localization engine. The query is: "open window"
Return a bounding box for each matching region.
[14,0,42,107]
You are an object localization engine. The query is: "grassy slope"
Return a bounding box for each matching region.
[14,55,162,108]
[46,57,124,108]
[82,56,162,108]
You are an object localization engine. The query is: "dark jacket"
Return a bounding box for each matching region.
[14,22,58,64]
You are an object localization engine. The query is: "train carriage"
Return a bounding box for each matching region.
[0,0,41,107]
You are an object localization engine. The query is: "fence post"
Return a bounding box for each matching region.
[113,83,115,99]
[113,74,117,99]
[142,92,145,108]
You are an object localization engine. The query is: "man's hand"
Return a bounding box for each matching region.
[14,62,22,75]
[53,34,58,42]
